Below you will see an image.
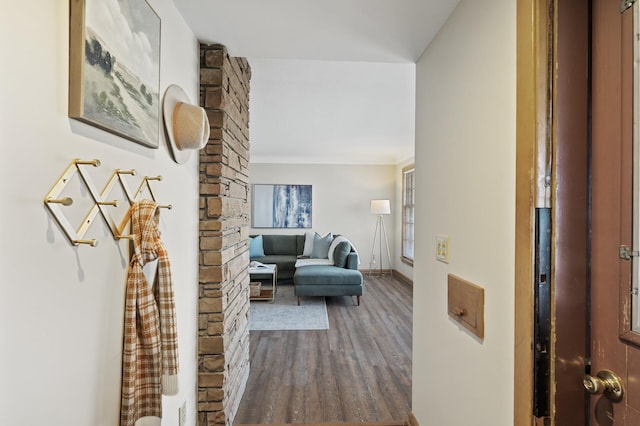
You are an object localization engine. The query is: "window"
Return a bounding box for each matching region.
[402,165,415,265]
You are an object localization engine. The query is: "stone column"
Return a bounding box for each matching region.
[198,43,251,426]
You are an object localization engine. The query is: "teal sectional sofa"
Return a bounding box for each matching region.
[249,233,363,305]
[249,234,305,281]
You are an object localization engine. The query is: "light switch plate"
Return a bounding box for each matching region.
[436,235,450,263]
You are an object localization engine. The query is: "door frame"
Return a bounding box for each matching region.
[514,0,546,422]
[515,0,591,424]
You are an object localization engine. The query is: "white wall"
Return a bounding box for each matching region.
[250,163,396,271]
[1,1,200,425]
[412,0,516,424]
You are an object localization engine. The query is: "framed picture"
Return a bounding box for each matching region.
[252,184,312,228]
[69,0,161,148]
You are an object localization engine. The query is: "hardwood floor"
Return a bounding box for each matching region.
[234,274,412,425]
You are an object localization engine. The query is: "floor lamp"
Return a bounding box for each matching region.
[369,199,392,276]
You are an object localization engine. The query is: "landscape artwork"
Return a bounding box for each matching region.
[252,184,313,228]
[69,0,161,148]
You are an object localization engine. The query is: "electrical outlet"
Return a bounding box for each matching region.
[179,401,186,426]
[436,235,450,263]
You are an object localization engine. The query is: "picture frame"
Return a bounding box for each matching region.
[69,0,161,148]
[252,184,313,229]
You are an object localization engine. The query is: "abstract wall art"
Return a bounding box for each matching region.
[252,184,312,228]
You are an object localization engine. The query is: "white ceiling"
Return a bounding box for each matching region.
[172,0,461,63]
[249,58,416,165]
[172,0,462,164]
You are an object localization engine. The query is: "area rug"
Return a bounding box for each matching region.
[249,285,329,331]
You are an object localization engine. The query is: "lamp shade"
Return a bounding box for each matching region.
[370,199,391,215]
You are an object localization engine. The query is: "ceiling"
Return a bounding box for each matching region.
[172,0,462,164]
[172,0,461,63]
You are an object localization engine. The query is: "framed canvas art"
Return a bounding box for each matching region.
[69,0,161,148]
[252,184,312,228]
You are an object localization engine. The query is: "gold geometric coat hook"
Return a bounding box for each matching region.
[45,159,171,247]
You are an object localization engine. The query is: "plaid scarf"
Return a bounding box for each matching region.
[121,200,179,426]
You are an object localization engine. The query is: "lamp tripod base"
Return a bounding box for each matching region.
[368,215,393,277]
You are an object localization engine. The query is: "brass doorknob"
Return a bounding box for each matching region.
[582,369,624,401]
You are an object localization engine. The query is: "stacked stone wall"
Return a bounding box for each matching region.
[198,43,251,426]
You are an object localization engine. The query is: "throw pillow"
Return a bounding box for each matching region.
[249,235,265,258]
[333,241,351,268]
[327,235,349,260]
[302,231,315,256]
[311,232,333,258]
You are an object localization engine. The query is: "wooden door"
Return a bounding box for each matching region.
[552,1,590,424]
[516,0,640,423]
[590,0,640,423]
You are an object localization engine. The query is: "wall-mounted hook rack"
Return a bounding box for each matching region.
[46,197,74,206]
[44,159,171,247]
[97,200,119,207]
[75,159,101,167]
[72,239,99,247]
[136,176,162,202]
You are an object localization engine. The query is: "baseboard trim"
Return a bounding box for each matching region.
[358,269,413,286]
[405,412,419,426]
[392,269,413,286]
[360,268,394,276]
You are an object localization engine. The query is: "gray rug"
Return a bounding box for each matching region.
[249,285,329,331]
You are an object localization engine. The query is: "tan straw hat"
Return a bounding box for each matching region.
[162,84,210,164]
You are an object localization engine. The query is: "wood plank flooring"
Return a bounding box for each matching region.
[234,274,412,425]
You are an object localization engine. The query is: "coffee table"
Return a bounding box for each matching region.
[249,264,277,302]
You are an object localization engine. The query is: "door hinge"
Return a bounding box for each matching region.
[619,245,639,260]
[621,0,636,13]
